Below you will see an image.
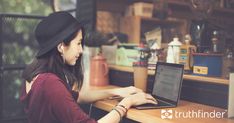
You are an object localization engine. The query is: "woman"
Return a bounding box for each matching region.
[20,11,157,123]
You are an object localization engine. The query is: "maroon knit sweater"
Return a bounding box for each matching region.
[20,73,97,123]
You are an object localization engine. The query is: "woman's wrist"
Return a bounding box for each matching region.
[109,88,121,96]
[111,107,123,121]
[118,97,132,109]
[112,99,130,121]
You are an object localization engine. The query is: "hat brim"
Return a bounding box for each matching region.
[36,22,80,58]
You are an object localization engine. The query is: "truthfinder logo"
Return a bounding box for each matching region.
[161,109,173,119]
[161,109,226,119]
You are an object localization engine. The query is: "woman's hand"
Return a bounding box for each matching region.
[118,92,157,109]
[127,92,157,106]
[111,86,143,98]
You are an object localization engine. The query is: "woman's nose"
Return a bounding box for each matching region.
[79,45,83,54]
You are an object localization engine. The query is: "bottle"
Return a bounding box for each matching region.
[223,47,234,79]
[166,36,182,64]
[184,34,192,45]
[211,31,219,53]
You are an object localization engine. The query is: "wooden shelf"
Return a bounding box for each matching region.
[141,16,183,25]
[214,7,234,13]
[212,8,234,19]
[167,0,234,16]
[97,0,234,17]
[120,16,185,44]
[167,0,191,11]
[108,64,229,85]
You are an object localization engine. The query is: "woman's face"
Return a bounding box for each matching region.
[63,30,83,66]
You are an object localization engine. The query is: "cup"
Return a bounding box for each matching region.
[133,62,148,92]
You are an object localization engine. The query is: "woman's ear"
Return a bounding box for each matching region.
[57,42,64,54]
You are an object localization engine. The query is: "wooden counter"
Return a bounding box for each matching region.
[93,85,234,123]
[108,64,229,85]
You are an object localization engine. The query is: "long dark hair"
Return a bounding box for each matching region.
[22,28,85,91]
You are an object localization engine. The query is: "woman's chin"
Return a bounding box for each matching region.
[67,61,76,66]
[71,62,76,66]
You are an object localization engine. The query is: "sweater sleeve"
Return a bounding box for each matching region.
[44,75,97,123]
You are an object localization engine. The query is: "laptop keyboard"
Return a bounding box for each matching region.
[112,96,173,107]
[137,99,171,107]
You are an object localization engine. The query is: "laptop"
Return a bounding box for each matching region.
[135,62,184,109]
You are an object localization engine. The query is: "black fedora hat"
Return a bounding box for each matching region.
[35,11,82,58]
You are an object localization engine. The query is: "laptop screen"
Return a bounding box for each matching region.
[152,62,184,102]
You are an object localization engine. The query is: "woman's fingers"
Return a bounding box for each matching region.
[125,92,158,106]
[145,94,158,104]
[145,94,156,101]
[146,99,158,104]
